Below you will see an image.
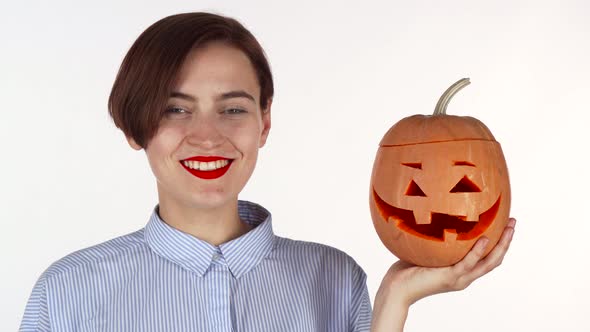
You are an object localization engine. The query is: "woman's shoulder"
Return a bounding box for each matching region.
[39,229,147,282]
[271,236,365,275]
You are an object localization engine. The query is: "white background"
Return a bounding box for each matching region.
[2,0,589,331]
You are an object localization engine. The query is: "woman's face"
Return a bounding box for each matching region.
[129,42,271,211]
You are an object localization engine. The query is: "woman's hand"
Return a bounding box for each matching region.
[371,218,516,332]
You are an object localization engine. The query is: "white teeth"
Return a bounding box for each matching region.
[183,159,229,171]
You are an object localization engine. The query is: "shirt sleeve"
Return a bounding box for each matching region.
[349,263,372,332]
[20,275,51,332]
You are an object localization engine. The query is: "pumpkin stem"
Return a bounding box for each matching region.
[433,78,471,115]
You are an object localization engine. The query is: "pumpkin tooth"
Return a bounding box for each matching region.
[443,229,458,241]
[413,210,432,225]
[466,210,479,222]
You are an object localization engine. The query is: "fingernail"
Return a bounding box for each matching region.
[508,218,516,228]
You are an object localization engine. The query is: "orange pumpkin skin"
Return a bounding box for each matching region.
[369,81,510,267]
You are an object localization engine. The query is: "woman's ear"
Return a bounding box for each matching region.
[259,99,272,148]
[126,136,143,151]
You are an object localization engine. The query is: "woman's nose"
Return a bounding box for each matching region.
[185,114,224,148]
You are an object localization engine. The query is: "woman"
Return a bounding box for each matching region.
[20,12,515,332]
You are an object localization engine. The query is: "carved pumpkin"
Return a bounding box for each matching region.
[369,78,511,267]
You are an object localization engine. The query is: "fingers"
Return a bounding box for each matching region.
[388,218,517,302]
[461,237,489,272]
[469,218,516,277]
[449,218,516,290]
[448,237,489,290]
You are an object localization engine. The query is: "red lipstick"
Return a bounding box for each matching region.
[180,156,233,180]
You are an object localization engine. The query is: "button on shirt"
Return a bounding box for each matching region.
[20,201,372,331]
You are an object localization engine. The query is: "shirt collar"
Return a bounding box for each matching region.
[144,200,275,278]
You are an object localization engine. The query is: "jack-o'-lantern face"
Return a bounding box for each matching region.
[369,78,511,267]
[370,140,510,266]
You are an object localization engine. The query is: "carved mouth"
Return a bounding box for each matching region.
[373,189,501,241]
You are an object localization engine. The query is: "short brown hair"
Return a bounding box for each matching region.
[108,12,274,149]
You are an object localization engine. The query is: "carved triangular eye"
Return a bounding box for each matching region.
[406,180,426,196]
[450,176,481,193]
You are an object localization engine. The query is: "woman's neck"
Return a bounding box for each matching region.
[156,196,253,246]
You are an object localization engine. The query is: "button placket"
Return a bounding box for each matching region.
[207,250,232,331]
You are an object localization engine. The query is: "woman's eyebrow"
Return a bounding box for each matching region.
[169,90,255,103]
[217,90,255,102]
[170,91,196,102]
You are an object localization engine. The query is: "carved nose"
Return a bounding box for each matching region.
[405,180,426,197]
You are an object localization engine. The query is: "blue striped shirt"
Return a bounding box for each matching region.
[20,201,372,331]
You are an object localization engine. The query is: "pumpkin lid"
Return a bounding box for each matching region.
[379,114,497,146]
[380,78,497,146]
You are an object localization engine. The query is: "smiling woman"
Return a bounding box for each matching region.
[19,11,515,332]
[129,42,272,239]
[19,12,371,332]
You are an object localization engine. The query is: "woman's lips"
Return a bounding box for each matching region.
[180,156,233,180]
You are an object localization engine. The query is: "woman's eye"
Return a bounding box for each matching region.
[223,108,247,115]
[166,107,187,114]
[164,107,191,119]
